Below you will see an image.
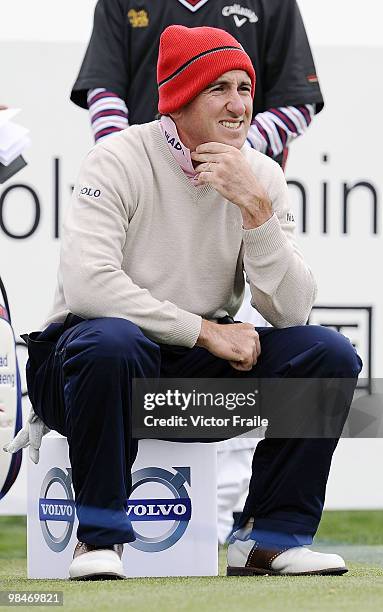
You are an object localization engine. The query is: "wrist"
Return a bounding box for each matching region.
[241,198,273,228]
[196,319,216,348]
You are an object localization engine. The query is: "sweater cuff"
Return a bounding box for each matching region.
[242,213,290,257]
[166,310,202,348]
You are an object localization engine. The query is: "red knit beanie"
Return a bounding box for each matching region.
[157,25,256,114]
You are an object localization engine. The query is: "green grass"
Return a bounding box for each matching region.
[0,512,382,611]
[316,510,383,545]
[0,516,26,558]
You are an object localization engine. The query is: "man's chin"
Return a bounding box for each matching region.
[222,134,247,149]
[215,127,247,149]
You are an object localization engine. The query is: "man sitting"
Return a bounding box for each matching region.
[5,25,361,579]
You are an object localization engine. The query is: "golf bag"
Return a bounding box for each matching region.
[0,275,22,500]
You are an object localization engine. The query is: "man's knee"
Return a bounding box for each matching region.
[306,325,362,378]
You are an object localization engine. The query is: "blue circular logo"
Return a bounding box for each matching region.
[39,467,75,552]
[128,466,192,552]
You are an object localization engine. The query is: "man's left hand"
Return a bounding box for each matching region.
[3,408,50,464]
[191,142,273,228]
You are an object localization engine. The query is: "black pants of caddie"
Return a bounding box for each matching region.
[25,315,361,548]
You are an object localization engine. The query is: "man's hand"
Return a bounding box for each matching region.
[3,408,50,464]
[191,142,272,228]
[197,319,261,371]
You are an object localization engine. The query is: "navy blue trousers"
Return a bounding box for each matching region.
[26,315,361,547]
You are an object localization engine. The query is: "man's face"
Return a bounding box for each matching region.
[171,70,253,152]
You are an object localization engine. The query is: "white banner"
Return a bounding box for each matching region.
[0,43,382,512]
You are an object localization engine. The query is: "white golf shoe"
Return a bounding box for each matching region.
[227,526,347,576]
[69,542,126,580]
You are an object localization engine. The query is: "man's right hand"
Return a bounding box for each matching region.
[196,319,261,371]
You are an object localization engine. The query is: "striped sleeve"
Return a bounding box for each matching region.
[87,88,129,142]
[247,104,315,158]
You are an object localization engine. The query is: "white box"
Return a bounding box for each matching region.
[28,433,218,578]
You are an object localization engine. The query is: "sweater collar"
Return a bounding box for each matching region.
[160,116,198,183]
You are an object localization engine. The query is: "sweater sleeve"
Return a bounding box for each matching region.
[60,146,202,347]
[87,88,129,142]
[242,159,317,327]
[247,104,315,158]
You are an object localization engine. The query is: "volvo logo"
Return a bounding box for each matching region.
[39,467,75,552]
[38,465,192,553]
[128,466,192,553]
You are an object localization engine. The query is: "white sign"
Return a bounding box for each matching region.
[28,435,218,578]
[1,42,383,515]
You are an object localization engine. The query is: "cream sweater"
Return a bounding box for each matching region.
[44,121,316,347]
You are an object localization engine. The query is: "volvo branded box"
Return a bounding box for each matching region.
[28,434,218,578]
